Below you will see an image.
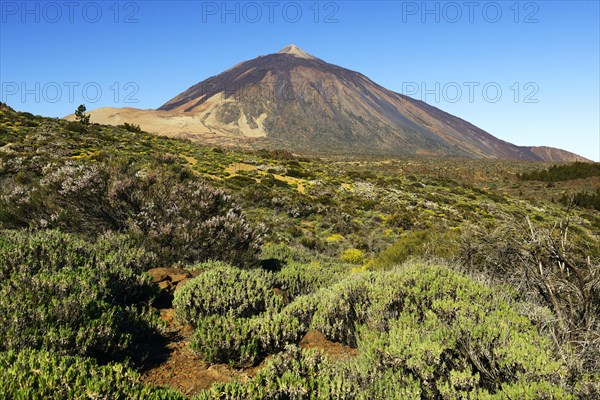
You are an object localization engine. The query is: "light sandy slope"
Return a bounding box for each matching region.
[65,101,269,140]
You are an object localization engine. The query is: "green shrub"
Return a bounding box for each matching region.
[191,311,304,367]
[310,274,373,346]
[261,243,315,264]
[0,349,184,399]
[0,230,160,362]
[279,293,321,328]
[64,120,88,133]
[189,291,322,367]
[191,314,260,367]
[196,264,572,399]
[560,188,600,211]
[275,260,347,298]
[371,229,460,269]
[173,263,279,326]
[385,211,416,230]
[518,162,600,182]
[195,345,421,400]
[118,122,143,133]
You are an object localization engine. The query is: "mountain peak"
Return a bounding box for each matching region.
[277,44,316,59]
[145,46,586,161]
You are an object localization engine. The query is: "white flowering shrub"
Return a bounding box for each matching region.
[113,169,263,266]
[0,159,263,266]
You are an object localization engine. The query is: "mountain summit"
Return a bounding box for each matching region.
[277,44,316,59]
[76,46,587,161]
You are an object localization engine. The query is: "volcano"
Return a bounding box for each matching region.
[75,45,588,161]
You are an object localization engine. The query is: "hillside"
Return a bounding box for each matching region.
[1,105,599,398]
[69,46,587,161]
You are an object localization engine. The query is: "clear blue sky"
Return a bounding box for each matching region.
[1,1,599,160]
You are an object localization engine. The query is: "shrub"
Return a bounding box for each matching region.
[260,243,315,264]
[325,233,345,243]
[340,248,365,264]
[0,230,160,362]
[173,263,279,326]
[0,349,184,399]
[253,311,304,359]
[458,217,600,374]
[0,159,263,266]
[334,264,567,394]
[197,264,572,399]
[195,345,422,399]
[64,120,88,133]
[191,314,260,367]
[385,211,416,230]
[370,229,459,270]
[189,290,322,367]
[310,274,373,347]
[560,188,600,211]
[191,311,304,368]
[195,346,334,399]
[118,122,143,133]
[275,260,347,298]
[279,293,321,328]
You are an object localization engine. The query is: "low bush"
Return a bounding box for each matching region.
[118,122,143,133]
[64,121,88,133]
[0,349,184,399]
[339,248,365,264]
[560,188,600,211]
[190,290,322,367]
[173,263,280,326]
[370,229,460,270]
[275,260,347,299]
[197,343,572,399]
[196,264,573,399]
[0,159,263,266]
[0,230,160,363]
[191,311,304,368]
[191,314,261,367]
[195,346,335,399]
[310,274,373,347]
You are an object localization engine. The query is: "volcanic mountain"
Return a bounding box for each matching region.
[76,45,587,161]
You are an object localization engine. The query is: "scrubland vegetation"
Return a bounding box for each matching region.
[1,103,598,398]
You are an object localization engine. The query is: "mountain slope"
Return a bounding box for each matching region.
[75,45,587,161]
